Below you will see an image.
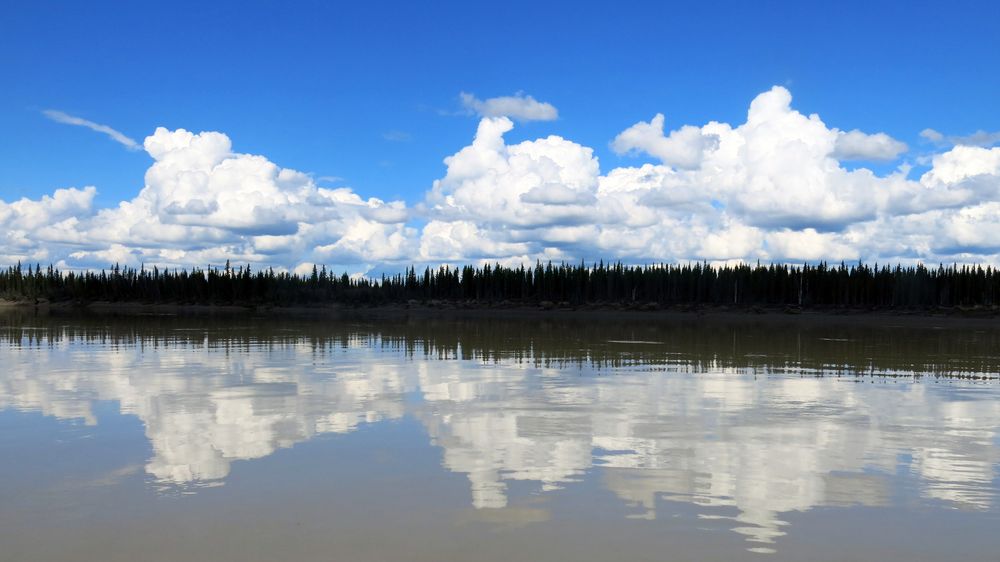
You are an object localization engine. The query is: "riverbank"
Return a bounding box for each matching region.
[3,298,999,328]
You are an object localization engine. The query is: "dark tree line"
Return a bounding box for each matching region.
[1,260,998,309]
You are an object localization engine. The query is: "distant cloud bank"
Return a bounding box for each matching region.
[921,127,1000,148]
[6,86,1000,272]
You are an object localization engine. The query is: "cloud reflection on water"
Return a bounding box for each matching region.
[1,317,998,552]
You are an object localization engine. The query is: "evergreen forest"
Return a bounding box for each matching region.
[1,260,999,310]
[0,262,1000,308]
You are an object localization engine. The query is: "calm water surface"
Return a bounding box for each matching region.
[1,311,999,561]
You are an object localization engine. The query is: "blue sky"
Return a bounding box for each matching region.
[1,1,999,272]
[4,0,997,204]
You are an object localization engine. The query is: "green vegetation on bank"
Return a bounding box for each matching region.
[1,260,999,309]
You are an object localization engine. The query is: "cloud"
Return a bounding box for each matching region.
[422,116,603,232]
[613,92,908,166]
[0,187,97,264]
[6,86,1000,271]
[832,129,908,161]
[920,128,945,143]
[42,109,140,151]
[382,130,412,142]
[611,114,720,169]
[3,127,415,271]
[919,145,1000,186]
[921,128,1000,148]
[419,220,531,262]
[459,92,558,122]
[417,86,1000,265]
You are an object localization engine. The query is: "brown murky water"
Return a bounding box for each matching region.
[1,311,999,561]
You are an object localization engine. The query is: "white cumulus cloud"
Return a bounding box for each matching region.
[459,92,559,122]
[6,86,1000,272]
[3,128,415,272]
[611,113,720,169]
[832,129,908,161]
[417,86,1000,266]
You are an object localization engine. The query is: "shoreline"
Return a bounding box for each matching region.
[2,299,999,328]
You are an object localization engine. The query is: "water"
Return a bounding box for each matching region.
[1,311,999,561]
